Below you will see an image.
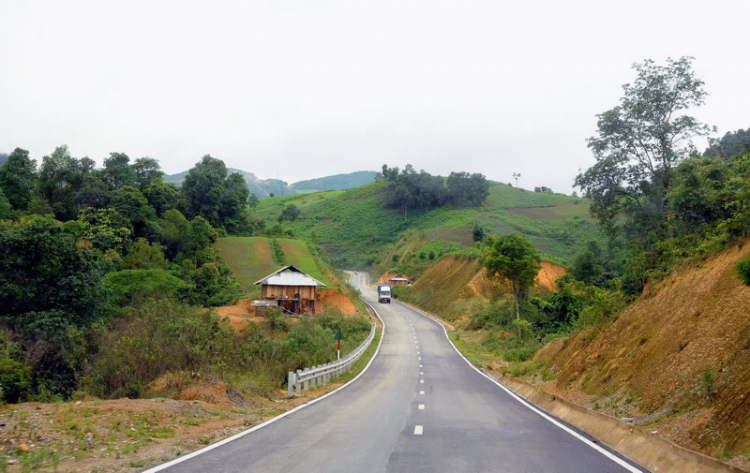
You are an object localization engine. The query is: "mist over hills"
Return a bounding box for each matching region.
[163,168,377,199]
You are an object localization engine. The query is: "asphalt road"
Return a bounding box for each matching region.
[146,272,648,473]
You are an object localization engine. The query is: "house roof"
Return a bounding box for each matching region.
[390,276,409,281]
[254,265,327,287]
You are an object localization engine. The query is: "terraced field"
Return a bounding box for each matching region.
[214,237,334,296]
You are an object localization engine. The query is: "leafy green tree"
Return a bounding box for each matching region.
[279,204,301,222]
[446,172,490,206]
[571,241,605,285]
[143,178,182,216]
[0,218,106,328]
[182,155,227,224]
[0,147,36,211]
[78,207,132,253]
[472,223,485,242]
[575,57,713,234]
[131,157,163,189]
[481,234,541,320]
[157,209,192,258]
[0,189,12,219]
[123,238,167,269]
[102,152,136,189]
[705,128,750,159]
[110,185,156,235]
[220,172,250,232]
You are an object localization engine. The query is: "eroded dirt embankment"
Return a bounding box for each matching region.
[534,240,750,467]
[391,255,566,321]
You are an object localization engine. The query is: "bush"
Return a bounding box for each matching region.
[104,269,188,307]
[0,357,32,403]
[84,299,235,398]
[737,257,750,286]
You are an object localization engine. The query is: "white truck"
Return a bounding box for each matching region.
[377,284,392,303]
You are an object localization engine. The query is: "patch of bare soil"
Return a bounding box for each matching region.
[530,238,750,466]
[0,379,352,472]
[318,289,359,315]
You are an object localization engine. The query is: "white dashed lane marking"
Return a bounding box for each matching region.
[420,390,425,395]
[414,425,423,435]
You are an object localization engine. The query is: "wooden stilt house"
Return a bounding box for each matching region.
[253,265,326,315]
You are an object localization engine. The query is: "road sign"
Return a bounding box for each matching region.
[335,330,344,359]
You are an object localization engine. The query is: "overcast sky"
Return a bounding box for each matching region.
[1,0,748,192]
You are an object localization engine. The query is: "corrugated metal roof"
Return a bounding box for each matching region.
[390,277,409,281]
[254,265,327,287]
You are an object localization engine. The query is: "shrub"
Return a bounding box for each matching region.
[737,257,750,286]
[104,269,188,307]
[0,357,32,403]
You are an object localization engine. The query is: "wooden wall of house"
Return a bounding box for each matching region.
[390,280,409,286]
[262,284,317,300]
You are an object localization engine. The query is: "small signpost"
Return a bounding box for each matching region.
[334,329,345,360]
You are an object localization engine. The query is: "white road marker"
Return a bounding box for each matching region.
[414,425,423,435]
[420,371,424,375]
[419,364,423,367]
[418,404,425,410]
[420,379,424,384]
[420,390,425,395]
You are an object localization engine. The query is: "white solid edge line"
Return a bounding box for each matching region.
[401,302,645,473]
[142,299,386,473]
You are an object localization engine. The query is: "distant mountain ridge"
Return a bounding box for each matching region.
[163,169,377,199]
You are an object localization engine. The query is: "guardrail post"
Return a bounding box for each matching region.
[287,371,295,397]
[296,370,302,395]
[312,366,317,388]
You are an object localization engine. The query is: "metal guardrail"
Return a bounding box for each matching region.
[287,322,376,396]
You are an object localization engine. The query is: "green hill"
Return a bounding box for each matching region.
[164,168,377,199]
[254,180,603,269]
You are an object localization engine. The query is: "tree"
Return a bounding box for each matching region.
[110,185,156,236]
[143,178,182,216]
[705,128,750,159]
[575,57,713,234]
[571,241,605,285]
[481,234,541,320]
[132,157,163,189]
[278,204,301,222]
[472,223,485,242]
[182,155,248,229]
[0,189,12,219]
[446,172,490,206]
[78,207,132,253]
[0,147,36,211]
[0,218,106,328]
[102,152,136,190]
[123,238,167,270]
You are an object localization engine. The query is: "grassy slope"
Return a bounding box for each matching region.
[214,236,335,297]
[255,180,602,269]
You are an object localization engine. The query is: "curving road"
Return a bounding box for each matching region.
[145,272,648,473]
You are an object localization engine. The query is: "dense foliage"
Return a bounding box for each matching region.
[481,234,541,320]
[378,164,489,220]
[574,57,750,295]
[0,148,265,401]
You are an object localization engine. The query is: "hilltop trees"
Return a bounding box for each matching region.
[182,155,249,230]
[481,234,541,320]
[0,148,36,211]
[575,57,713,238]
[705,128,750,159]
[379,164,489,219]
